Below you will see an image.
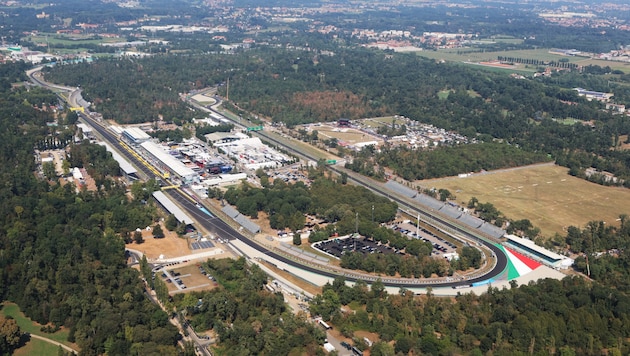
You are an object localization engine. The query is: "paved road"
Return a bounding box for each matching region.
[28,333,78,354]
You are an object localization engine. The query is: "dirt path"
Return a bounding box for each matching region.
[28,333,78,354]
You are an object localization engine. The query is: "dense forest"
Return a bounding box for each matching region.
[311,218,630,355]
[43,47,630,185]
[360,142,552,181]
[0,64,181,355]
[223,171,398,233]
[172,258,327,355]
[311,275,630,356]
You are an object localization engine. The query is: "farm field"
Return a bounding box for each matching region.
[418,164,630,238]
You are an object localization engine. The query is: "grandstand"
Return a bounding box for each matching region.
[122,127,151,144]
[152,191,194,226]
[384,180,506,239]
[221,205,261,234]
[140,141,197,184]
[504,234,574,269]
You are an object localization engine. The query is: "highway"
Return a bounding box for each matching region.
[28,68,507,289]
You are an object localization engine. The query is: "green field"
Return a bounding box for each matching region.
[419,164,630,238]
[1,302,72,347]
[14,338,62,356]
[415,48,630,74]
[21,32,135,54]
[418,48,583,64]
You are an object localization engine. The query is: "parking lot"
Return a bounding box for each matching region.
[314,236,400,259]
[391,221,458,257]
[158,264,217,294]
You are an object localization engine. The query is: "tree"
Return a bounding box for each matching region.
[153,224,165,238]
[293,234,301,246]
[340,172,348,185]
[134,230,144,244]
[165,214,178,231]
[371,341,395,356]
[43,161,56,180]
[0,315,22,354]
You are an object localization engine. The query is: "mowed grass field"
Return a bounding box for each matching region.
[13,338,61,356]
[1,302,79,355]
[416,48,630,74]
[418,164,630,237]
[313,124,384,146]
[1,303,70,345]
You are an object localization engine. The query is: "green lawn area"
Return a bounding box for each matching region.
[417,48,584,64]
[437,90,451,100]
[573,58,630,74]
[1,302,71,346]
[416,47,630,74]
[25,33,122,46]
[13,337,62,356]
[555,118,581,125]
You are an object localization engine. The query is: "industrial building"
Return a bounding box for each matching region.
[215,137,291,171]
[574,88,613,102]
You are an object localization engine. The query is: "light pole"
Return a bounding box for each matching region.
[371,205,374,223]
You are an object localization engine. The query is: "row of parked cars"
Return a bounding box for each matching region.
[393,224,458,254]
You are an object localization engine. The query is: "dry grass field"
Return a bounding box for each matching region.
[313,124,384,146]
[418,164,630,237]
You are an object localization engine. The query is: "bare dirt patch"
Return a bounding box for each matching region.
[419,164,630,237]
[126,222,190,260]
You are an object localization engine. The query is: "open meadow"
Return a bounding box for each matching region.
[1,302,78,354]
[418,164,630,237]
[13,338,61,356]
[310,123,384,146]
[416,48,630,74]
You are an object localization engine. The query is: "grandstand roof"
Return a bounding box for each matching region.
[222,205,240,218]
[140,141,197,181]
[415,194,445,211]
[123,127,151,142]
[99,142,137,175]
[478,222,506,239]
[221,205,260,234]
[440,205,462,219]
[505,234,565,261]
[384,180,417,198]
[457,214,484,229]
[152,191,194,225]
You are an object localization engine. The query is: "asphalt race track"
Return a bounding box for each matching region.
[29,69,507,288]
